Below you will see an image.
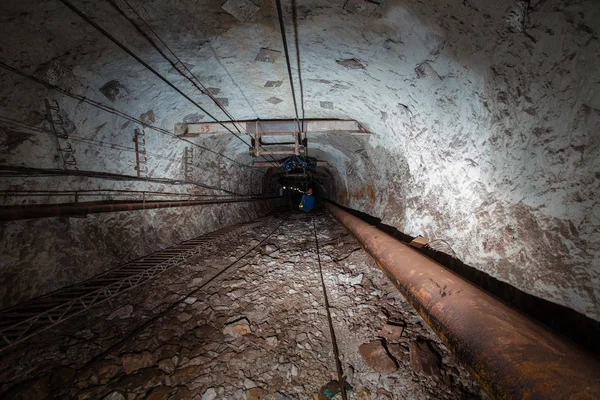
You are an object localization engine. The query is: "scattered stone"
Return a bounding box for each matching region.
[103,391,125,400]
[164,365,202,386]
[192,277,204,286]
[146,386,173,400]
[1,376,50,400]
[201,386,220,400]
[348,273,363,286]
[386,343,406,362]
[379,323,404,341]
[319,380,352,399]
[247,387,266,400]
[158,358,176,374]
[99,80,128,102]
[359,340,398,373]
[223,317,252,337]
[121,351,156,375]
[222,0,260,21]
[177,312,192,322]
[95,360,122,381]
[244,378,257,389]
[296,332,308,342]
[265,336,279,346]
[357,387,371,400]
[320,101,334,110]
[410,339,441,376]
[4,214,481,399]
[49,366,76,390]
[107,304,134,320]
[186,355,211,366]
[256,48,282,63]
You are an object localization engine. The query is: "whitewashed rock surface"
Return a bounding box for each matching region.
[0,0,598,321]
[0,214,485,399]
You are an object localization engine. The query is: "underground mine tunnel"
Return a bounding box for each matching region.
[0,0,599,399]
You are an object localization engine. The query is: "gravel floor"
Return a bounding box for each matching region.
[0,212,486,399]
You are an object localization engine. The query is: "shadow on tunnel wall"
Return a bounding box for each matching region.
[328,201,600,360]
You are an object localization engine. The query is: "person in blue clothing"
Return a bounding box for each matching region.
[299,188,315,212]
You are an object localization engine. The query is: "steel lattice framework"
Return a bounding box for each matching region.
[0,220,262,352]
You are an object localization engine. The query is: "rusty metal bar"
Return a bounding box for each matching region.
[325,202,600,400]
[0,196,277,221]
[252,161,330,168]
[176,119,369,137]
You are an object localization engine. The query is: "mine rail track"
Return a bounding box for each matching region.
[0,220,262,352]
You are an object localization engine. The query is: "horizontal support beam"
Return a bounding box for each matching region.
[253,161,330,168]
[253,150,300,156]
[0,196,278,221]
[176,119,370,137]
[325,202,600,400]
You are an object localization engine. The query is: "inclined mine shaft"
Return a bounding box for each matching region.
[1,0,599,399]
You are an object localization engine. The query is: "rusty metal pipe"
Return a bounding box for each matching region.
[0,196,277,221]
[326,202,600,400]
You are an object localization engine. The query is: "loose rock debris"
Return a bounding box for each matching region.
[0,213,485,399]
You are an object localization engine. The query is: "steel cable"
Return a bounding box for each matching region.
[312,216,348,400]
[58,0,282,170]
[55,216,286,398]
[291,0,306,154]
[110,0,281,168]
[0,165,247,196]
[57,0,250,148]
[0,61,262,175]
[274,0,304,139]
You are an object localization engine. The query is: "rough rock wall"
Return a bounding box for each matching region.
[350,0,600,322]
[0,0,598,321]
[0,0,276,307]
[0,200,275,308]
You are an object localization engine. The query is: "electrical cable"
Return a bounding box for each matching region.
[312,216,348,400]
[0,189,236,199]
[57,0,249,146]
[58,0,280,170]
[0,165,247,196]
[112,3,281,168]
[113,0,282,169]
[0,116,188,163]
[274,0,303,138]
[56,217,286,397]
[291,0,306,154]
[0,61,262,176]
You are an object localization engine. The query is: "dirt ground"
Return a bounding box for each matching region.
[0,212,485,400]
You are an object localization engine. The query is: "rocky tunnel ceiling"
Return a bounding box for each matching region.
[0,0,599,323]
